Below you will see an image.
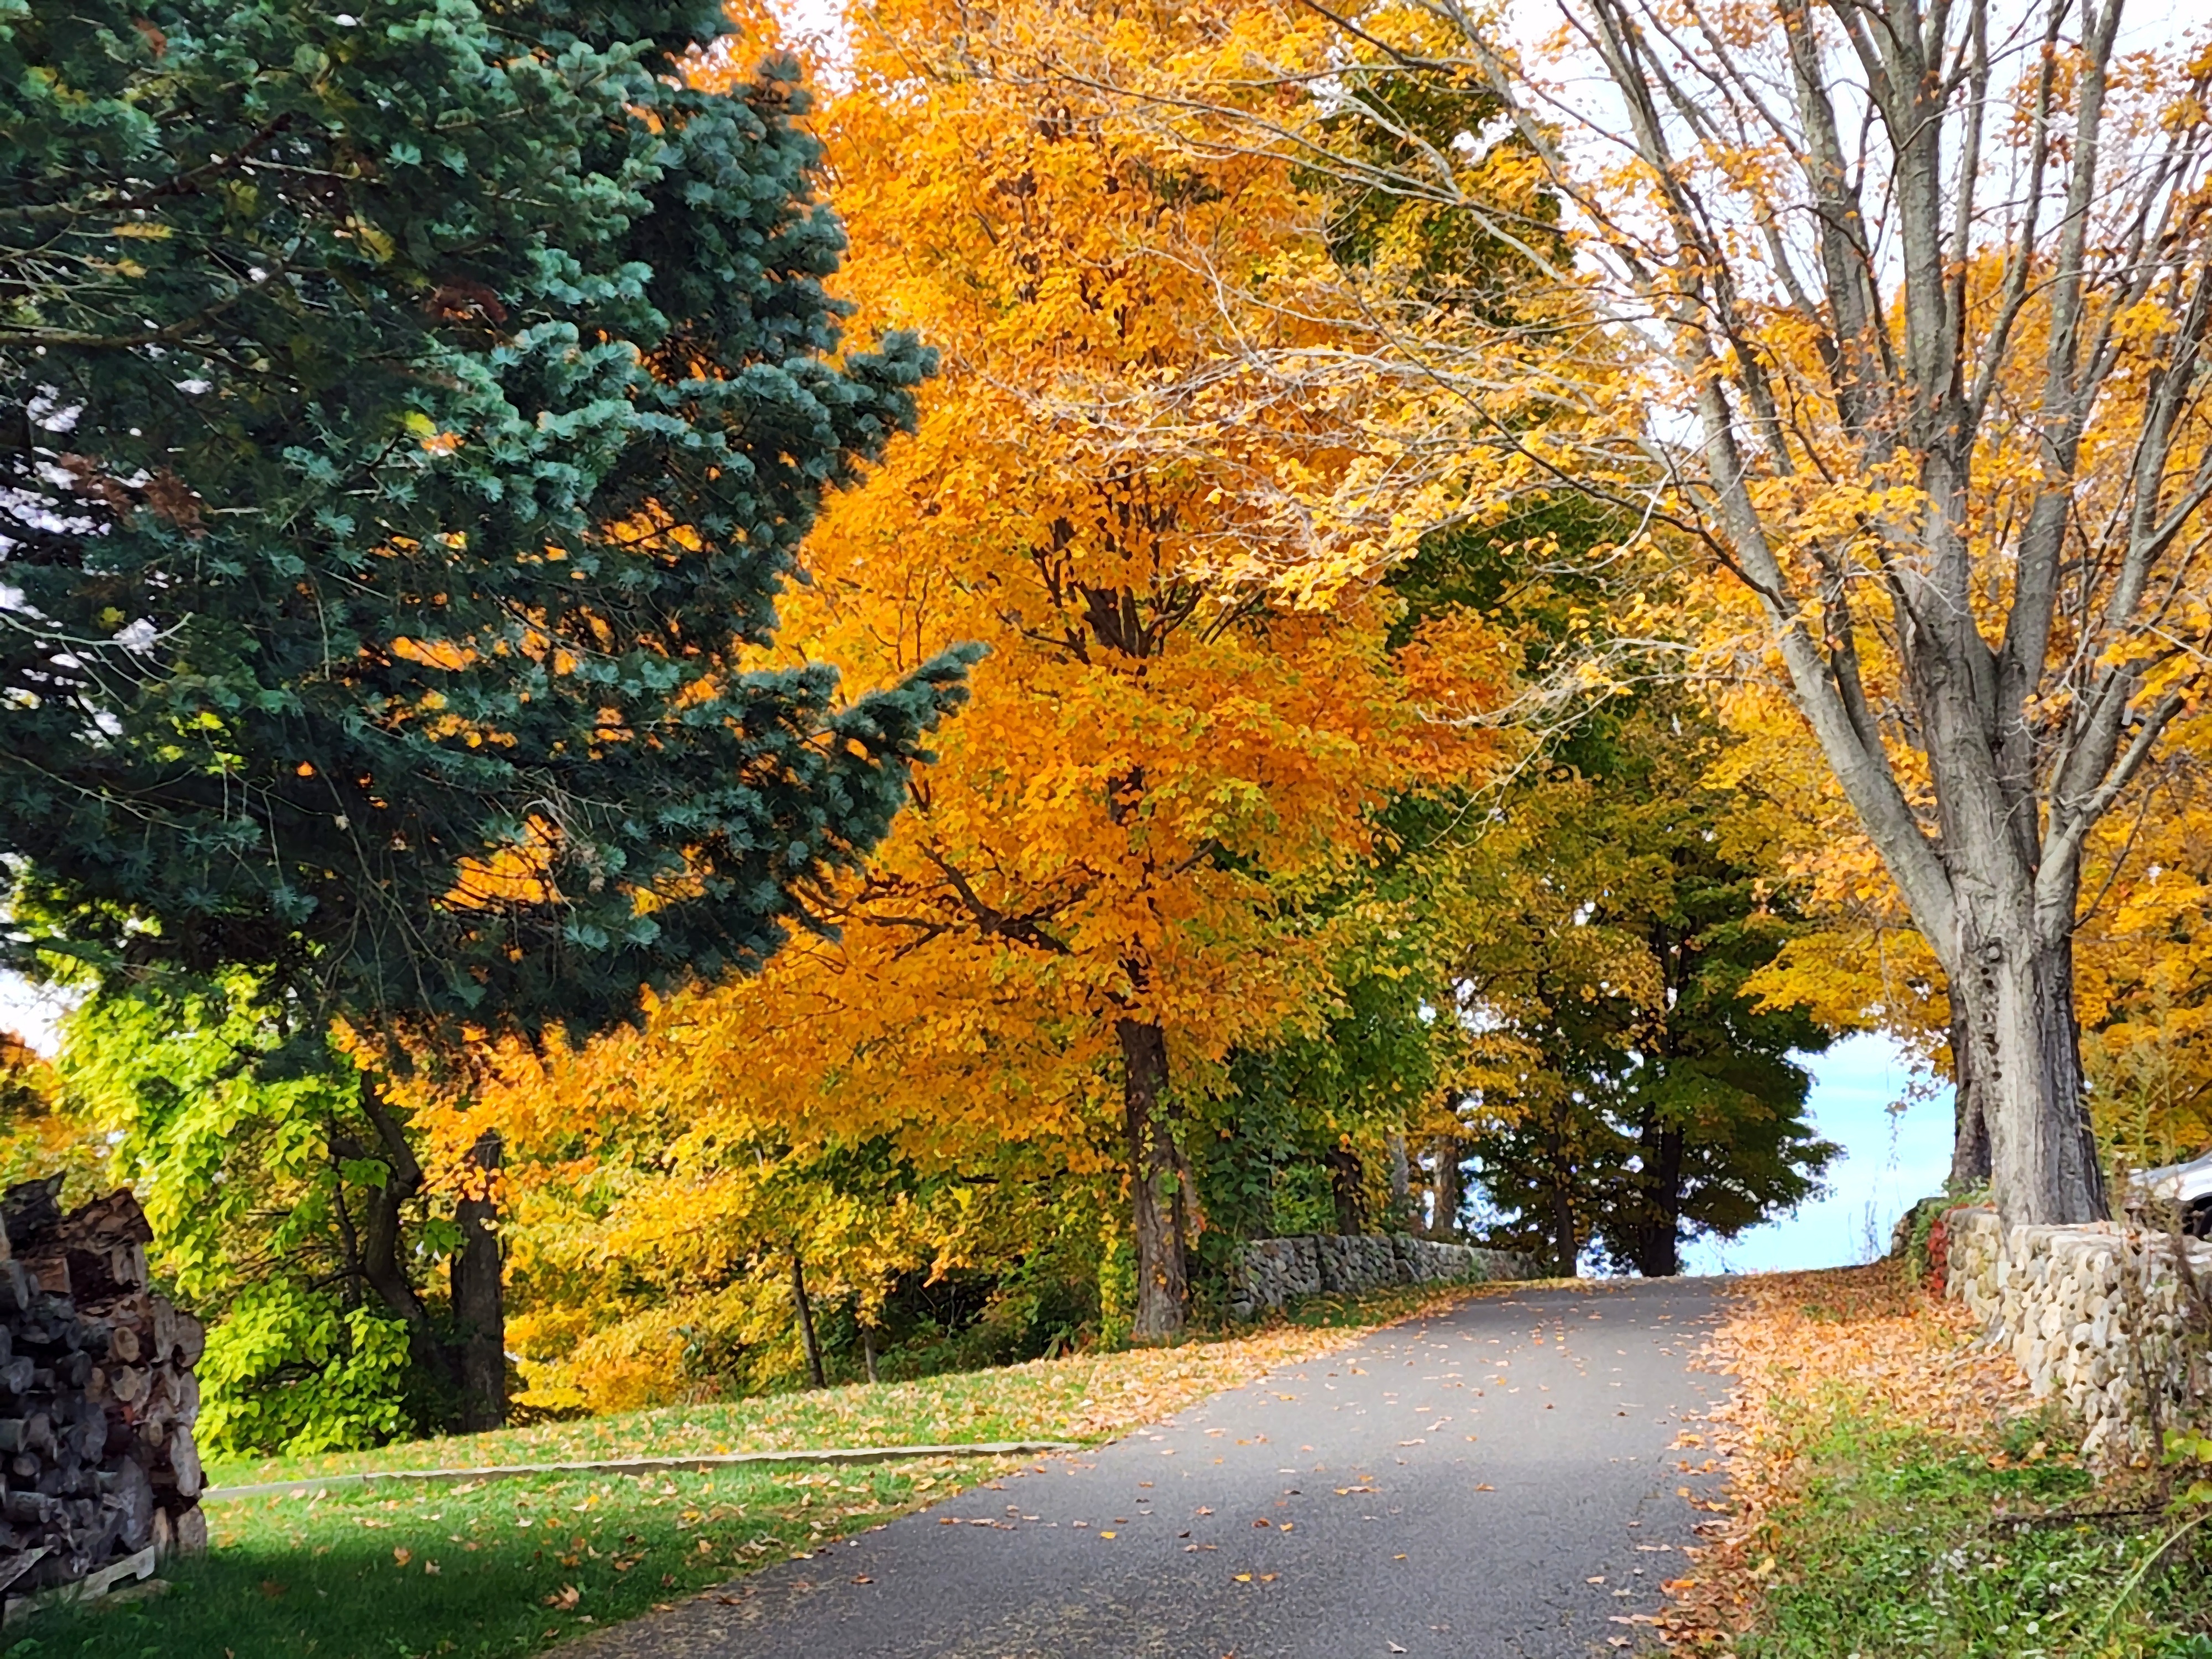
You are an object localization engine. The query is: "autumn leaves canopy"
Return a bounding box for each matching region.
[8,0,2212,1425]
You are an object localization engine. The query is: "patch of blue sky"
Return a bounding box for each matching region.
[1686,1032,1954,1275]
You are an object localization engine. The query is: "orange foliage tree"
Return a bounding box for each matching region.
[465,0,1515,1362]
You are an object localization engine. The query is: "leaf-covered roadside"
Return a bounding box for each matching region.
[1666,1266,2212,1657]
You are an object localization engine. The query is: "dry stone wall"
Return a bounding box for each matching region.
[1942,1205,2211,1460]
[1228,1234,1538,1319]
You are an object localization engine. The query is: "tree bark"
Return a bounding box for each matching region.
[1118,1017,1187,1342]
[451,1129,505,1433]
[1948,1004,1993,1190]
[1953,916,2105,1225]
[350,1078,460,1400]
[1427,1135,1463,1239]
[1541,1108,1579,1277]
[791,1251,826,1387]
[1386,1133,1413,1227]
[1324,1144,1367,1235]
[859,1318,879,1385]
[1628,1117,1685,1278]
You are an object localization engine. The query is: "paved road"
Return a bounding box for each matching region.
[575,1279,1728,1659]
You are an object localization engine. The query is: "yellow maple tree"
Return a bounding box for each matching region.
[456,0,1517,1376]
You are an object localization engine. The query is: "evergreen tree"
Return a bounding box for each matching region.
[0,1,972,1423]
[0,1,969,1032]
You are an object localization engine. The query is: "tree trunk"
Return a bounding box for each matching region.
[1629,1118,1685,1278]
[1953,919,2105,1227]
[790,1251,826,1387]
[1541,1108,1578,1277]
[351,1079,461,1402]
[859,1318,879,1385]
[451,1130,505,1433]
[1427,1136,1462,1239]
[1324,1144,1366,1235]
[1386,1133,1412,1227]
[1118,1017,1187,1343]
[1948,1003,1992,1190]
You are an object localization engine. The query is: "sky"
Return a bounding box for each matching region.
[1683,1033,1954,1275]
[0,969,69,1056]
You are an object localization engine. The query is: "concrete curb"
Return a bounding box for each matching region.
[203,1441,1086,1502]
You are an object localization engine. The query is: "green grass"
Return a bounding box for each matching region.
[1740,1406,2212,1659]
[12,1280,1484,1659]
[13,1457,1000,1659]
[201,1279,1493,1490]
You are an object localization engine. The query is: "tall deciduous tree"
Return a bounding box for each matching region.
[462,0,1514,1348]
[0,1,970,1423]
[1117,0,2212,1225]
[1529,0,2212,1228]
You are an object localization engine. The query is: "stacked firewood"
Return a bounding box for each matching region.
[0,1179,204,1602]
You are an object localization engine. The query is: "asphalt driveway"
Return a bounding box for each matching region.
[568,1277,1729,1658]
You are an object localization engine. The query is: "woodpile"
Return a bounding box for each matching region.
[0,1178,204,1608]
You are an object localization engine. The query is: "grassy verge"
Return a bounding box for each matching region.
[15,1280,1498,1659]
[201,1279,1507,1489]
[1737,1401,2212,1658]
[32,1457,987,1659]
[1673,1264,2212,1659]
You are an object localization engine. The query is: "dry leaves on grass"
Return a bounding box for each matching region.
[1655,1264,2033,1652]
[1055,1288,1501,1441]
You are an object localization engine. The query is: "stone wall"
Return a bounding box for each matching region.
[1228,1234,1540,1319]
[1943,1205,2212,1459]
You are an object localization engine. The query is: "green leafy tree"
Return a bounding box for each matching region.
[1197,963,1446,1257]
[57,978,422,1454]
[1455,698,1839,1275]
[0,3,972,1425]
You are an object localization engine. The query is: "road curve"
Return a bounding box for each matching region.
[571,1277,1729,1659]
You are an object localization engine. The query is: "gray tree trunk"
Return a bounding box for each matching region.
[1386,1133,1412,1228]
[1428,1136,1463,1238]
[1948,1004,1992,1190]
[1118,1017,1188,1342]
[1952,909,2105,1224]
